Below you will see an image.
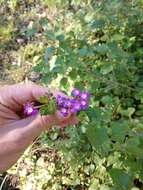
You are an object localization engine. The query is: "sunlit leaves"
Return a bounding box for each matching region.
[29,0,143,188]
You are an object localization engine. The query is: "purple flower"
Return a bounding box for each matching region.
[80,92,90,100]
[70,99,76,105]
[72,88,81,97]
[70,107,77,114]
[63,99,72,108]
[31,109,39,115]
[57,95,66,106]
[24,103,38,116]
[80,100,89,110]
[60,107,68,117]
[73,101,82,111]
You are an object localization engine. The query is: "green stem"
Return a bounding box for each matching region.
[34,103,49,109]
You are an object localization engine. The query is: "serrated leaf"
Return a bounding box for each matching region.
[108,42,128,60]
[101,95,113,106]
[95,44,108,54]
[38,96,49,104]
[100,64,113,75]
[87,108,112,124]
[112,34,124,41]
[78,47,88,57]
[109,168,132,189]
[86,124,111,156]
[56,34,65,42]
[119,107,135,118]
[110,120,130,143]
[125,136,142,157]
[90,19,106,29]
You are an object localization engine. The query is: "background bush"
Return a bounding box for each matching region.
[1,0,143,189]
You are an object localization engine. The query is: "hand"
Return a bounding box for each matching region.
[0,83,78,172]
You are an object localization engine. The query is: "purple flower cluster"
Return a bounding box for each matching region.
[24,88,90,117]
[24,103,38,116]
[57,88,90,117]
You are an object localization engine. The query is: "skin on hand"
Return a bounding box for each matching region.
[0,83,78,172]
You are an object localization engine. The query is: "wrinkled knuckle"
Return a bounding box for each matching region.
[39,116,47,128]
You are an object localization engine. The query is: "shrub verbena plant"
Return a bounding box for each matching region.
[22,0,143,189]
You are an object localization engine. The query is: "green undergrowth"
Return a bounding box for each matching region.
[2,0,143,189]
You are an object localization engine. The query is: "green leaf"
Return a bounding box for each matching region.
[39,105,51,115]
[125,137,142,157]
[45,46,55,63]
[33,63,44,72]
[38,96,49,104]
[45,30,56,40]
[39,17,49,25]
[100,64,113,75]
[101,95,113,106]
[108,42,128,60]
[110,120,130,143]
[109,168,132,189]
[95,44,108,54]
[112,34,124,41]
[25,27,37,38]
[119,107,135,118]
[51,66,64,74]
[68,69,77,80]
[86,108,96,120]
[86,124,111,156]
[60,77,68,88]
[78,47,88,57]
[90,19,106,29]
[74,81,84,90]
[56,34,65,42]
[87,107,112,124]
[41,74,52,84]
[40,96,57,115]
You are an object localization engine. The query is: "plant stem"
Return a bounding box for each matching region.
[34,103,49,109]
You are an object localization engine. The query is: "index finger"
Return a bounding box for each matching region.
[0,83,49,111]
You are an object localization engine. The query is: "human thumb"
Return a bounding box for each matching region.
[20,110,71,131]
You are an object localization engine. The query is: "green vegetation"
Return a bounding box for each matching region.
[1,0,143,189]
